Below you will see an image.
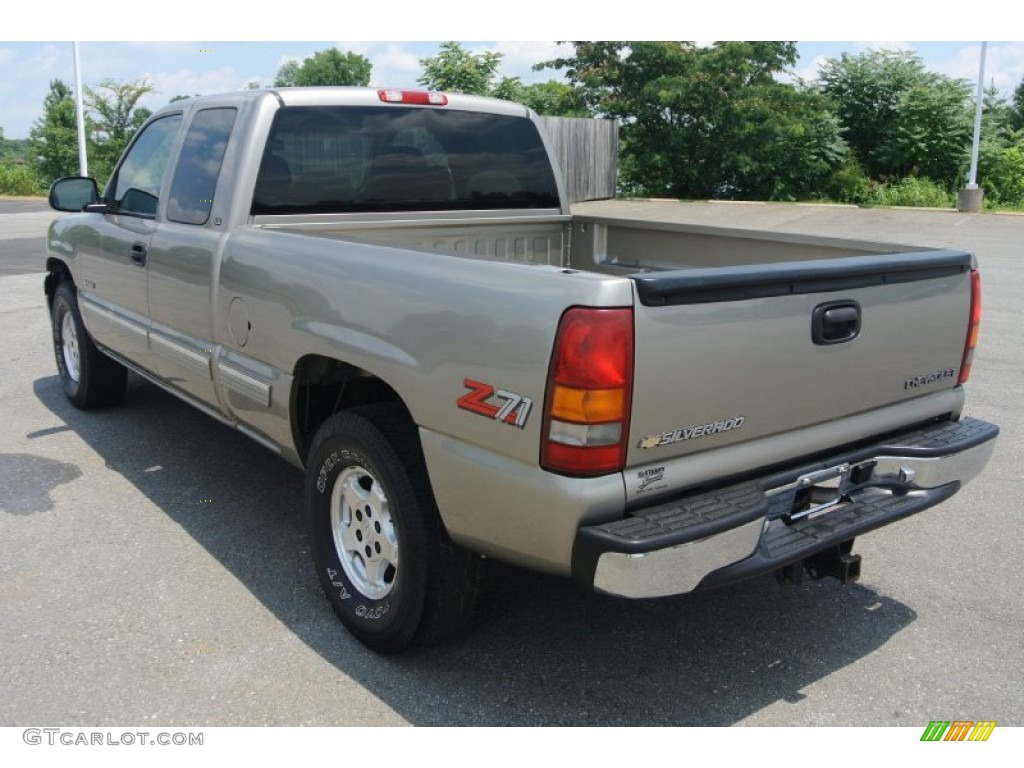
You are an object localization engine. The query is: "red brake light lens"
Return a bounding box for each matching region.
[542,308,633,476]
[550,310,631,389]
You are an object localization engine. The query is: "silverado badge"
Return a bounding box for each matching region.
[638,415,746,449]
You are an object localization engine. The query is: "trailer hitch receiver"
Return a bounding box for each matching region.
[805,542,862,585]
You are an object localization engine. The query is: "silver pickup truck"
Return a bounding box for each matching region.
[45,87,998,652]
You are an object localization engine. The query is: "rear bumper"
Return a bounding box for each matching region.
[572,417,998,598]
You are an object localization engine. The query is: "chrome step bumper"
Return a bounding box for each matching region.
[572,417,998,598]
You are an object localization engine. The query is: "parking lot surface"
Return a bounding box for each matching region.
[1,201,1020,726]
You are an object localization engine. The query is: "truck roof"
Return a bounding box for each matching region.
[157,86,532,118]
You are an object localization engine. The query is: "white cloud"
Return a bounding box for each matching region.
[275,50,316,69]
[779,54,831,86]
[360,43,427,88]
[135,66,244,106]
[331,42,379,58]
[0,45,77,136]
[121,41,203,57]
[488,41,574,82]
[930,42,1024,95]
[783,42,1024,96]
[272,42,423,87]
[1,100,44,138]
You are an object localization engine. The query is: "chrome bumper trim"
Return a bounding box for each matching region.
[594,519,764,598]
[585,420,997,599]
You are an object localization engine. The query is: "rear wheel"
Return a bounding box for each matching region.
[305,403,481,653]
[51,282,127,409]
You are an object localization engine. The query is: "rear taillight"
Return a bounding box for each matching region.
[377,89,448,106]
[541,307,633,476]
[958,269,981,385]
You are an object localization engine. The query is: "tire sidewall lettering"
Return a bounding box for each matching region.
[354,602,390,620]
[312,439,401,631]
[316,449,371,494]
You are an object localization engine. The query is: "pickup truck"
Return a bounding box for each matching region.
[44,87,999,653]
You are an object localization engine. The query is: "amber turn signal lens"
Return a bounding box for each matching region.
[549,386,625,423]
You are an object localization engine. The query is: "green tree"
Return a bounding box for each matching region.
[982,82,1013,130]
[29,79,80,183]
[273,60,301,87]
[274,49,371,87]
[417,43,586,115]
[85,78,155,182]
[724,83,848,200]
[492,77,590,116]
[1,126,44,195]
[1011,76,1024,131]
[0,128,32,165]
[969,81,1024,207]
[977,133,1024,208]
[418,41,502,95]
[883,78,972,181]
[817,50,972,184]
[540,41,845,200]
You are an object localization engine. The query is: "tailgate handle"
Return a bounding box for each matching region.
[812,301,861,345]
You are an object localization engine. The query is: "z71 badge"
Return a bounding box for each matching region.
[457,378,533,428]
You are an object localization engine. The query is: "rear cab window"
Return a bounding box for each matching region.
[251,106,560,215]
[168,107,238,225]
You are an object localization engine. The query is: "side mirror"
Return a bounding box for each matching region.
[48,176,103,213]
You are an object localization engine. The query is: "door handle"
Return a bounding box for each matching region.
[130,242,148,266]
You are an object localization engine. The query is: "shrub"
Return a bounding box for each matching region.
[0,162,44,196]
[824,159,875,204]
[979,143,1024,209]
[866,176,954,208]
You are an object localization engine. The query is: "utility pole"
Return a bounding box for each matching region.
[958,42,987,213]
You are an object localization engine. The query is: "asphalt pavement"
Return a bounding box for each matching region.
[0,200,1020,726]
[0,199,52,276]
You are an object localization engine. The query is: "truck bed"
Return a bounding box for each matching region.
[256,205,973,492]
[255,204,926,275]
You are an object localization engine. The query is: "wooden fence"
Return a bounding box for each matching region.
[538,116,618,204]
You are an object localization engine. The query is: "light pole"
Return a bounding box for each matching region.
[958,41,987,213]
[72,42,88,177]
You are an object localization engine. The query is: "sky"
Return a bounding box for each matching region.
[3,4,1022,139]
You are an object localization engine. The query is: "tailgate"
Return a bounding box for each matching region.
[625,250,974,468]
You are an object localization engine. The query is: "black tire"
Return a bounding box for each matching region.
[305,403,481,653]
[51,281,127,409]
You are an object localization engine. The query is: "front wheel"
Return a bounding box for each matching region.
[305,404,481,653]
[51,282,127,409]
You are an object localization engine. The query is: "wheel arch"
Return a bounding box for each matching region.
[44,257,73,310]
[290,354,410,466]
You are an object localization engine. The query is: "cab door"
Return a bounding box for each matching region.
[79,113,184,373]
[147,106,239,408]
